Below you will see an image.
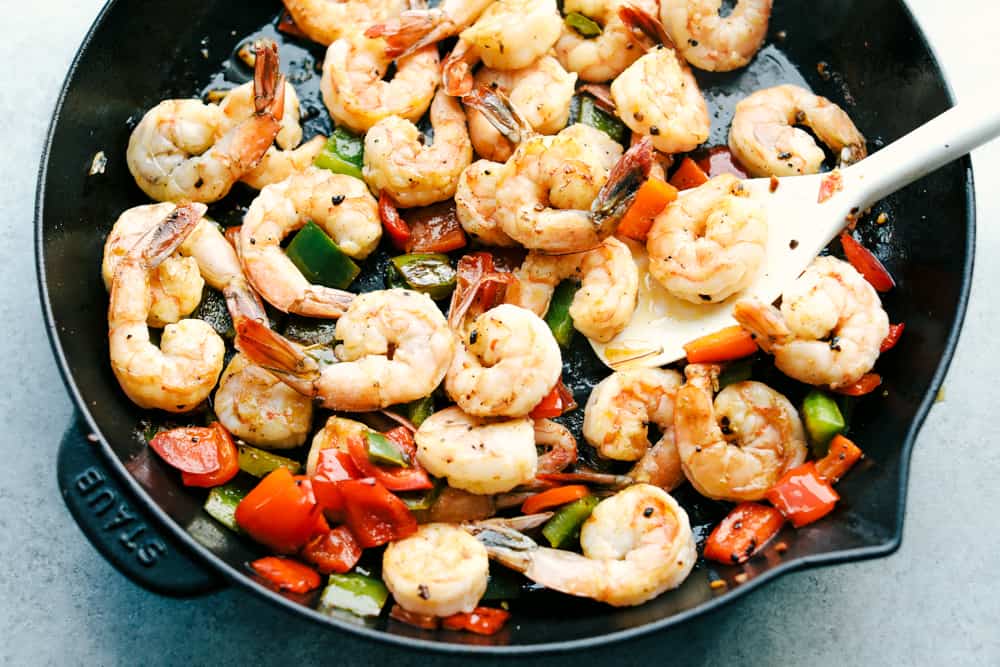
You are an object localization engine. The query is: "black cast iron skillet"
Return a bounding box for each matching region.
[37,0,974,654]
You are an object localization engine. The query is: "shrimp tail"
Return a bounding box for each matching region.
[732,299,791,353]
[461,85,530,146]
[235,318,321,393]
[442,39,478,96]
[252,40,284,121]
[591,136,655,238]
[463,524,539,572]
[223,280,268,326]
[288,286,355,319]
[366,10,443,59]
[618,3,676,49]
[472,513,555,532]
[140,203,207,268]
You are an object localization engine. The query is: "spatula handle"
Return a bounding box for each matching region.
[851,97,1000,207]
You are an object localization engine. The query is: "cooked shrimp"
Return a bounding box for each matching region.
[646,174,767,304]
[674,364,808,501]
[126,41,285,203]
[383,523,490,616]
[445,304,562,418]
[282,0,410,46]
[732,255,889,388]
[583,368,682,473]
[237,290,455,411]
[239,166,380,317]
[108,204,225,412]
[728,84,867,177]
[241,136,327,191]
[554,0,660,83]
[213,354,314,449]
[467,484,696,606]
[415,407,537,494]
[363,90,473,208]
[320,32,439,133]
[466,56,577,162]
[365,0,494,59]
[454,160,518,247]
[507,237,639,343]
[660,0,772,72]
[610,7,710,154]
[534,419,579,474]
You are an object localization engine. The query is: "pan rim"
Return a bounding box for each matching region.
[33,0,976,654]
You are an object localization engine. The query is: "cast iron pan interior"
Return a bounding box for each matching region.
[37,0,974,653]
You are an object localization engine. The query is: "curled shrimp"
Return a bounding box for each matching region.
[108,204,225,412]
[674,364,807,501]
[507,236,639,343]
[415,407,538,495]
[365,0,495,59]
[383,523,490,616]
[534,419,578,474]
[454,160,518,247]
[126,41,285,203]
[282,0,410,46]
[732,256,890,388]
[363,89,473,208]
[660,0,772,72]
[240,166,380,318]
[466,484,696,606]
[610,5,710,154]
[728,84,867,177]
[445,304,562,418]
[554,0,660,83]
[237,289,455,411]
[647,173,767,304]
[466,56,577,162]
[320,31,439,133]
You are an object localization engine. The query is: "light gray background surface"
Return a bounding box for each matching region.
[2,1,997,665]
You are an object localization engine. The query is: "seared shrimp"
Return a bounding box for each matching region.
[383,523,490,616]
[555,0,660,83]
[416,407,537,495]
[283,0,410,46]
[610,6,710,154]
[321,31,439,133]
[240,167,380,317]
[445,304,562,417]
[108,204,225,412]
[534,419,578,474]
[237,290,455,411]
[647,174,767,304]
[729,84,867,177]
[732,255,889,388]
[507,237,639,343]
[467,484,696,606]
[365,0,494,59]
[467,56,577,162]
[660,0,772,72]
[213,354,314,449]
[363,90,473,207]
[126,41,285,203]
[455,160,518,247]
[674,364,807,501]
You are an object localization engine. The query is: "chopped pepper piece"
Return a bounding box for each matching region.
[405,200,467,253]
[318,573,389,618]
[616,177,678,241]
[840,232,895,292]
[522,485,589,515]
[578,94,627,143]
[404,395,435,428]
[565,12,602,37]
[286,221,360,289]
[365,431,411,467]
[765,462,840,528]
[529,379,577,419]
[542,495,599,548]
[390,253,457,300]
[347,433,433,492]
[834,373,883,397]
[311,449,362,513]
[703,502,784,565]
[237,443,302,477]
[302,526,363,574]
[669,157,709,190]
[203,483,247,532]
[880,322,905,353]
[442,607,511,635]
[235,468,324,553]
[179,423,240,488]
[250,556,321,594]
[379,192,411,250]
[545,281,579,348]
[815,434,864,483]
[339,477,419,547]
[314,127,364,179]
[684,325,758,363]
[802,390,845,457]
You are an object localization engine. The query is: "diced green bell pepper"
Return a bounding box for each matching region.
[578,95,627,144]
[389,253,456,300]
[366,431,410,467]
[405,395,435,428]
[318,573,389,618]
[546,280,579,348]
[203,483,247,532]
[565,12,602,37]
[399,478,443,511]
[542,495,600,548]
[802,390,846,456]
[237,444,302,477]
[718,358,754,390]
[314,127,365,179]
[286,220,360,289]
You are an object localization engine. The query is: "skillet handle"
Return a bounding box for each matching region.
[57,416,225,597]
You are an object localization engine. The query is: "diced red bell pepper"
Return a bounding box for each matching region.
[180,423,240,488]
[235,468,324,553]
[301,526,363,574]
[695,146,748,179]
[840,232,896,292]
[347,434,434,492]
[441,607,511,636]
[765,462,840,528]
[405,200,467,253]
[379,192,411,251]
[529,379,578,419]
[311,449,362,512]
[815,434,864,483]
[250,556,321,594]
[148,426,221,474]
[834,373,882,396]
[521,485,589,515]
[339,478,418,548]
[703,502,785,565]
[880,323,905,353]
[669,157,709,190]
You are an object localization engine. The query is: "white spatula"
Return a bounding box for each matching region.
[590,99,1000,370]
